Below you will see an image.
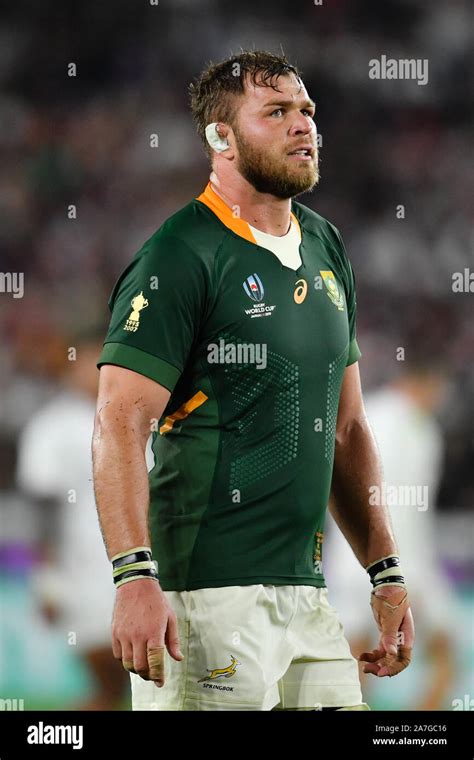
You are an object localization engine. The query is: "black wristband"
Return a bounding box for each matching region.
[367,556,400,581]
[112,550,152,570]
[114,567,158,586]
[372,574,405,588]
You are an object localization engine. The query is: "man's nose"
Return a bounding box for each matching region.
[289,114,315,136]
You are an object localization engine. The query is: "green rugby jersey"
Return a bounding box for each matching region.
[97,181,361,591]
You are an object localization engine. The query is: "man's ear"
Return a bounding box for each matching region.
[205,122,230,153]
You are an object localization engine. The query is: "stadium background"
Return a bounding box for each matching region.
[0,0,472,710]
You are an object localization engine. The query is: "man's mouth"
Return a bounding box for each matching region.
[287,146,314,161]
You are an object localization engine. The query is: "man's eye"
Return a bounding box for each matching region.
[270,108,284,117]
[302,109,315,118]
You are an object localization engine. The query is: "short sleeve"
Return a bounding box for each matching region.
[97,234,210,392]
[334,228,361,366]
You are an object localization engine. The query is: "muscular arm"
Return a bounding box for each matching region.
[329,362,414,677]
[91,364,170,559]
[91,364,183,686]
[329,361,398,568]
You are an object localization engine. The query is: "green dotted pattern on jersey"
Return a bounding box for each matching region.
[97,193,362,591]
[324,346,348,462]
[218,331,300,491]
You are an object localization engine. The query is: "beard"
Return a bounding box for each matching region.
[232,122,320,200]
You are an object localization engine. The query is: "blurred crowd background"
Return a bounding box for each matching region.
[0,0,472,710]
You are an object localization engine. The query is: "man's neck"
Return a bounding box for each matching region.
[209,171,292,236]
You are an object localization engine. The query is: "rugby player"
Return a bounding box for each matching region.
[92,50,414,711]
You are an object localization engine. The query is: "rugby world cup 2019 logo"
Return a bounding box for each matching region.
[243,273,276,319]
[243,273,264,302]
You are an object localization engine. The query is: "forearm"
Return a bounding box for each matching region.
[92,406,151,560]
[330,415,398,569]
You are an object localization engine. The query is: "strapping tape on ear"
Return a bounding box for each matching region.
[205,123,229,152]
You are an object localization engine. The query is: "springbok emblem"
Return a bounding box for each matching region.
[198,655,241,682]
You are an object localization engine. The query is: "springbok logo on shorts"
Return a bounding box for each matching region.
[198,655,241,682]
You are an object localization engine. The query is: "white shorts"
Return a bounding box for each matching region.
[130,584,368,711]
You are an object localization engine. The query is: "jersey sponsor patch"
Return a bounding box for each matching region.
[294,277,308,304]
